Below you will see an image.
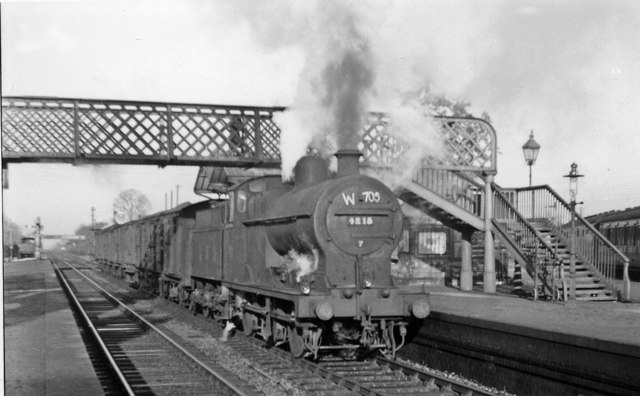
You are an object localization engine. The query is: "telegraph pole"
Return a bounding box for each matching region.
[91,207,96,227]
[176,184,180,206]
[35,217,42,259]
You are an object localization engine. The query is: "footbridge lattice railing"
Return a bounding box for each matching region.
[1,97,497,174]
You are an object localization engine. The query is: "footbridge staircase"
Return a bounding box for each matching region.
[392,165,631,301]
[1,96,631,301]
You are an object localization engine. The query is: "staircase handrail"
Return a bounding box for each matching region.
[510,184,629,263]
[449,170,486,188]
[504,184,630,300]
[411,168,485,218]
[491,184,561,297]
[559,262,568,301]
[492,184,550,243]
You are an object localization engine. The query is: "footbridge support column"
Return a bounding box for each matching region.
[483,174,496,293]
[460,231,473,291]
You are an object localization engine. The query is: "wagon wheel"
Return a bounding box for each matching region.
[288,325,305,358]
[159,281,168,299]
[242,311,255,336]
[271,318,287,345]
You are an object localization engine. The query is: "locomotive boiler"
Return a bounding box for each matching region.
[95,149,430,359]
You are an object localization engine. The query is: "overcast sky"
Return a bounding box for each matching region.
[2,0,640,235]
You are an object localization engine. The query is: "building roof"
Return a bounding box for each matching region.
[585,206,640,226]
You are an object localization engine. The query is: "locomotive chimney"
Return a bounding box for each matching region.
[335,149,363,177]
[294,155,328,186]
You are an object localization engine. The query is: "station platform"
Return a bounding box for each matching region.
[3,259,104,395]
[429,283,640,347]
[400,283,640,395]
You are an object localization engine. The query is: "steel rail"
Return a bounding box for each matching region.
[52,254,253,396]
[375,356,497,396]
[68,252,504,395]
[244,331,501,396]
[297,356,501,396]
[51,257,135,396]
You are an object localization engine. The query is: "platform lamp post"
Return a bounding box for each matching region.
[522,131,541,218]
[564,163,583,301]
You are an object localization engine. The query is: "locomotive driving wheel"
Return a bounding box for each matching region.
[288,325,305,358]
[242,312,256,336]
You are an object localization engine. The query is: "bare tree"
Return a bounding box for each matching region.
[402,84,492,122]
[113,189,152,224]
[3,218,23,245]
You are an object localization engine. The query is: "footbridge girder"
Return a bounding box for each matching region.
[1,96,497,173]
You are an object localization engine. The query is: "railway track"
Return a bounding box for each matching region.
[226,326,501,396]
[59,253,507,395]
[51,254,260,396]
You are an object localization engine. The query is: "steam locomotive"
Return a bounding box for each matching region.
[95,150,430,359]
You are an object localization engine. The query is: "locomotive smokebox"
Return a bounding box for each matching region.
[335,149,362,177]
[294,155,328,186]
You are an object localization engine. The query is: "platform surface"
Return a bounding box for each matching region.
[428,281,640,348]
[3,259,104,395]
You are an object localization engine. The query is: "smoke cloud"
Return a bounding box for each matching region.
[237,0,497,180]
[271,1,378,179]
[204,1,640,212]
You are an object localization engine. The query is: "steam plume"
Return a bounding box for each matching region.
[285,249,319,282]
[274,1,376,179]
[232,0,464,180]
[229,1,640,214]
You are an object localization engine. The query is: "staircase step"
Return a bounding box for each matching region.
[556,265,589,270]
[557,282,607,289]
[576,295,617,301]
[558,259,584,265]
[575,276,600,283]
[555,286,617,299]
[575,288,613,295]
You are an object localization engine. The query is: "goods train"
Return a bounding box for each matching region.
[17,237,36,258]
[95,150,430,359]
[586,206,640,281]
